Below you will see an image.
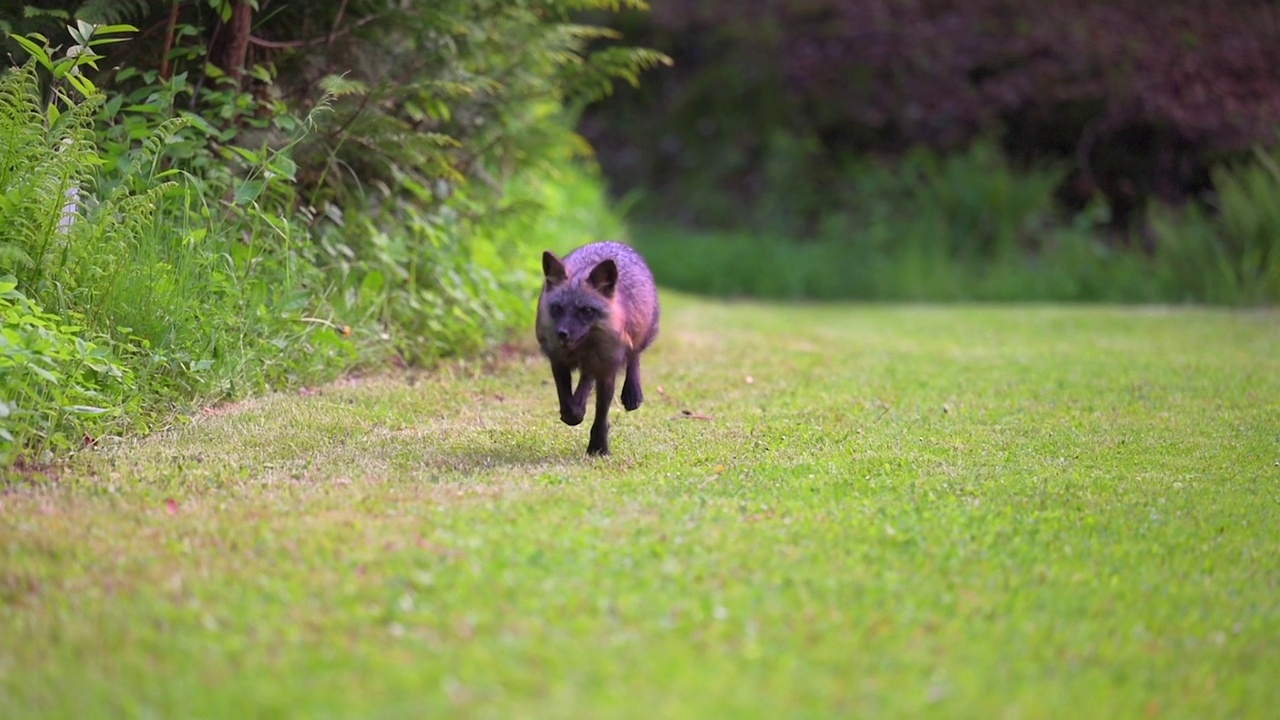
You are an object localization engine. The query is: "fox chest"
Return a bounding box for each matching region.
[540,336,625,376]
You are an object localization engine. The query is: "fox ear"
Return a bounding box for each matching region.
[542,251,568,288]
[586,259,618,297]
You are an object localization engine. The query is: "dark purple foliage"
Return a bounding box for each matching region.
[583,0,1280,224]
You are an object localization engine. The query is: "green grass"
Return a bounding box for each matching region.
[3,295,1279,717]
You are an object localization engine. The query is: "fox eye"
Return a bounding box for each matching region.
[549,303,564,318]
[577,307,597,321]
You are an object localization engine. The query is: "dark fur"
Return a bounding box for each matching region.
[536,242,660,455]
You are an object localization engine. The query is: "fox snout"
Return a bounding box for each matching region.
[554,321,592,349]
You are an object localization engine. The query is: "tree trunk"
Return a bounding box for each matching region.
[212,0,253,83]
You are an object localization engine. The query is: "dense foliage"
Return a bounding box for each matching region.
[586,0,1280,220]
[0,1,663,470]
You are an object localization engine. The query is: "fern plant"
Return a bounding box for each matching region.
[0,61,101,295]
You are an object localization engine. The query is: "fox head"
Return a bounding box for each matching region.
[540,250,618,350]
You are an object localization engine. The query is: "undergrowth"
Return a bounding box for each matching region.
[1,4,657,471]
[0,49,353,468]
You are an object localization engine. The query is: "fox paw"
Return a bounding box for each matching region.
[560,406,585,426]
[587,423,610,455]
[621,383,643,412]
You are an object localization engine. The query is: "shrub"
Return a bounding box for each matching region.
[0,61,100,293]
[0,280,134,467]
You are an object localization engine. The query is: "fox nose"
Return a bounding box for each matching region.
[556,329,569,341]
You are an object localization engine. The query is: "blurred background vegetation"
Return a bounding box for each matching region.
[1,0,1277,470]
[582,0,1280,302]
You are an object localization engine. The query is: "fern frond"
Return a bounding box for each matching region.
[555,24,624,42]
[557,46,673,104]
[534,0,651,14]
[0,63,47,194]
[75,0,164,25]
[137,116,192,174]
[319,74,369,98]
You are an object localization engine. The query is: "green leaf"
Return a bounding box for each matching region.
[29,365,59,384]
[229,146,264,164]
[88,36,134,47]
[10,34,53,70]
[75,19,95,44]
[361,270,386,297]
[179,111,219,137]
[233,179,265,206]
[64,72,98,98]
[267,155,297,181]
[103,94,124,117]
[96,24,140,35]
[23,8,69,20]
[51,56,75,78]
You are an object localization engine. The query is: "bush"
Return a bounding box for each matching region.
[1,3,663,471]
[321,152,628,365]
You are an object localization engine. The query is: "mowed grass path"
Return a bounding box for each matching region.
[3,296,1278,718]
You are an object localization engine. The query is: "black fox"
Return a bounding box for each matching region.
[536,241,660,456]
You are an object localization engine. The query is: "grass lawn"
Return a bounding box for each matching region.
[2,295,1278,718]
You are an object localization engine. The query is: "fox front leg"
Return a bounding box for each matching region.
[621,351,644,412]
[569,374,594,426]
[550,361,583,426]
[586,372,616,456]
